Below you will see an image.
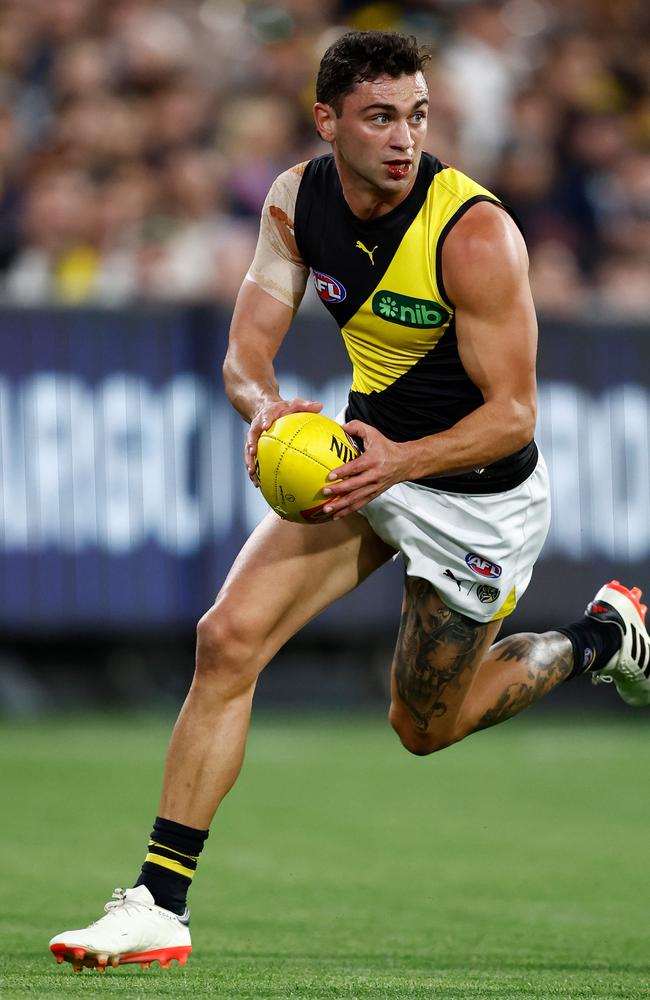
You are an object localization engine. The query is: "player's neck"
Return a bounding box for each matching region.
[336,160,417,220]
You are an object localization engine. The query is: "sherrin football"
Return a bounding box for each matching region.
[256,412,360,524]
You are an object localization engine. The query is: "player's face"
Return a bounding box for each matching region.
[315,72,429,206]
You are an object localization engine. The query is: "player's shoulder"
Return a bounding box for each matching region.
[434,162,518,246]
[293,153,338,188]
[443,200,529,308]
[435,162,498,205]
[448,201,526,275]
[265,161,309,205]
[266,156,338,209]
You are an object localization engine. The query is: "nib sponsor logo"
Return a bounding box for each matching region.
[372,290,449,328]
[465,553,502,579]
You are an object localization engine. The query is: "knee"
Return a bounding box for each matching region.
[194,602,262,692]
[395,728,457,757]
[388,702,460,756]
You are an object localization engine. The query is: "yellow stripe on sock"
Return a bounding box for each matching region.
[148,840,200,863]
[145,853,196,879]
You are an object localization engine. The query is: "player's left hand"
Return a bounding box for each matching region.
[321,420,412,518]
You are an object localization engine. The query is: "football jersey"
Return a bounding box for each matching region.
[246,152,538,494]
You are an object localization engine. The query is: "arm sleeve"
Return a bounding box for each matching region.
[245,163,309,310]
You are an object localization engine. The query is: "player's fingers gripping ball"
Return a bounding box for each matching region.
[256,413,360,524]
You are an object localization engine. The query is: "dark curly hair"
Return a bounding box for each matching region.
[316,31,430,115]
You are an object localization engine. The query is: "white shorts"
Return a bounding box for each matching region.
[359,455,551,623]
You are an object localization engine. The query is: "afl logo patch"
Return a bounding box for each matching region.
[477,584,500,604]
[312,270,346,303]
[465,553,502,579]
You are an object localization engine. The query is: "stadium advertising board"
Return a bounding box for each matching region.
[0,308,648,631]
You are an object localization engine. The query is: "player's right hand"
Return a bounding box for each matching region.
[245,397,322,485]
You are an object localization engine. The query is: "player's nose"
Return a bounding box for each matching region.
[389,119,414,153]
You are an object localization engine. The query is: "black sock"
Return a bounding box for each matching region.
[135,816,209,915]
[557,618,621,680]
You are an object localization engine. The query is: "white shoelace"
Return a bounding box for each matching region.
[96,888,150,922]
[104,888,128,912]
[100,887,187,926]
[591,673,613,686]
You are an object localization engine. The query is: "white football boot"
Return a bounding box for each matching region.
[586,580,650,707]
[49,885,191,972]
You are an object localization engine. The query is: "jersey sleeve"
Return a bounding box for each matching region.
[245,163,309,310]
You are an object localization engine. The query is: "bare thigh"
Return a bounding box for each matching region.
[211,510,395,666]
[390,576,502,743]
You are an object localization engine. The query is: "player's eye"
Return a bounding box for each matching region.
[371,114,390,124]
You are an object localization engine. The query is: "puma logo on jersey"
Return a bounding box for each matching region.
[355,240,378,265]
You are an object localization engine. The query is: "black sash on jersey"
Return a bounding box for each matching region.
[294,153,538,494]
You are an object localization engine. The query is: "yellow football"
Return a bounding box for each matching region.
[256,412,360,524]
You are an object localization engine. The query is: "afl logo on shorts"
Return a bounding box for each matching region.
[465,553,502,579]
[312,270,346,303]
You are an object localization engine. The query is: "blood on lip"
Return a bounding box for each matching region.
[386,161,410,178]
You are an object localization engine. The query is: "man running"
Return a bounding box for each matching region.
[49,31,650,973]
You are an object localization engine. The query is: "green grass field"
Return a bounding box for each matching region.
[0,711,647,999]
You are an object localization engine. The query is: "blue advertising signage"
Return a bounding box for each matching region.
[0,307,648,631]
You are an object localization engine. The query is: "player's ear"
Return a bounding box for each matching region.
[313,102,337,143]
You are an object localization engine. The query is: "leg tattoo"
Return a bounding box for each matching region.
[393,578,491,733]
[476,632,573,731]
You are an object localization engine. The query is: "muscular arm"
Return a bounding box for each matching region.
[322,202,538,517]
[222,164,322,482]
[402,201,537,479]
[223,280,321,482]
[222,279,293,423]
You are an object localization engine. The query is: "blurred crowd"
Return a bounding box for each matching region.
[0,0,647,316]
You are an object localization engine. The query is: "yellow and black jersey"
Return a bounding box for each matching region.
[247,152,538,494]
